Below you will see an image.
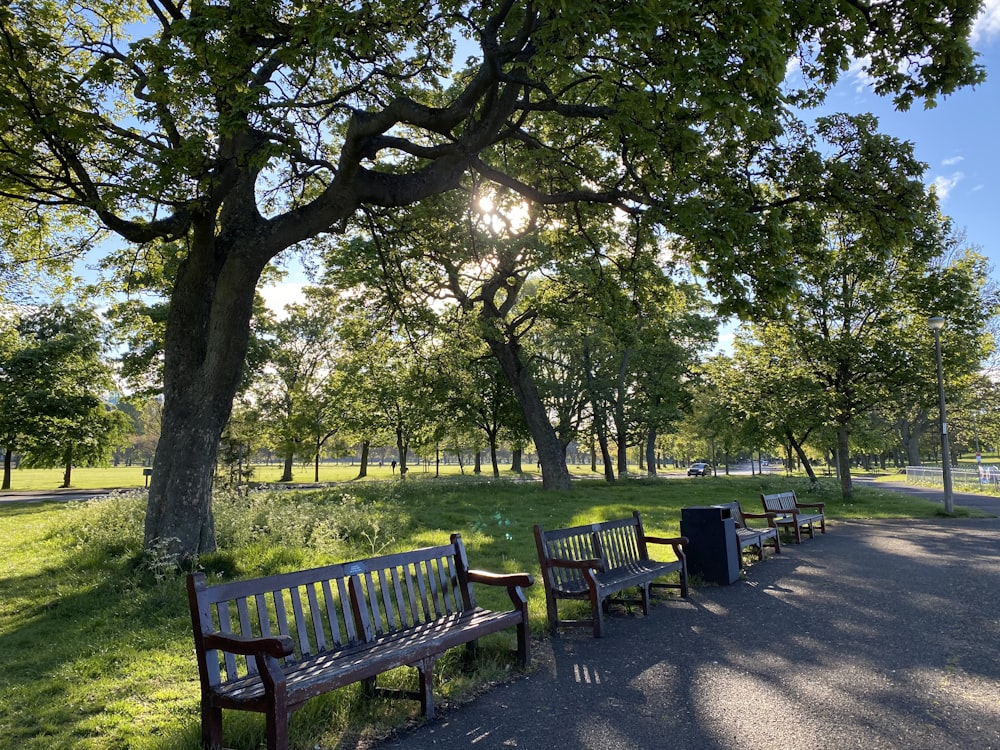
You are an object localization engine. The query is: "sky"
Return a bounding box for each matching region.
[706,5,1000,351]
[818,5,1000,271]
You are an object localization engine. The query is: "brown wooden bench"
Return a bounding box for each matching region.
[722,501,780,565]
[760,491,826,543]
[186,534,533,750]
[533,511,688,638]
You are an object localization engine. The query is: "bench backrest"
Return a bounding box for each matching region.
[187,534,476,688]
[761,491,798,513]
[534,512,648,589]
[720,501,749,528]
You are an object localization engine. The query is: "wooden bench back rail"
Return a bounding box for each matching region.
[534,511,688,637]
[188,534,533,750]
[760,491,826,543]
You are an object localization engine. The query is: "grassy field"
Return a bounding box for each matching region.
[0,473,981,750]
[0,462,638,492]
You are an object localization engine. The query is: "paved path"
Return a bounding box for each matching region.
[854,475,1000,516]
[0,488,120,504]
[372,516,1000,750]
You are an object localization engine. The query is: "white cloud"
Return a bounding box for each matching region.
[847,57,875,93]
[942,156,965,167]
[932,172,964,202]
[972,0,1000,45]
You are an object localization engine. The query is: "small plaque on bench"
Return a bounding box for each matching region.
[344,562,367,575]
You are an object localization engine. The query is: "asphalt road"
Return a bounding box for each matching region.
[0,487,122,504]
[371,513,1000,750]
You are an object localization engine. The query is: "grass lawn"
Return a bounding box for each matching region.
[0,473,981,750]
[0,462,638,492]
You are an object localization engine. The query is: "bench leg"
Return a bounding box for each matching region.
[640,582,651,616]
[417,656,439,718]
[516,620,530,668]
[265,686,290,750]
[591,590,605,638]
[463,639,479,667]
[362,676,377,698]
[544,591,561,635]
[201,702,223,750]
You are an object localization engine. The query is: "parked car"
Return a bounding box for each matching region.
[687,462,710,476]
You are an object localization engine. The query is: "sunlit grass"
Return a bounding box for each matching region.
[0,473,983,750]
[0,461,645,492]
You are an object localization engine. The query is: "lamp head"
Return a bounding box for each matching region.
[928,316,946,331]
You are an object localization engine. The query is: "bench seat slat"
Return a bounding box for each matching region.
[208,608,524,710]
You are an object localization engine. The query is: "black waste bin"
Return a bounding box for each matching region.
[680,504,739,585]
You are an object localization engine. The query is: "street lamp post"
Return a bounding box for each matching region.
[928,316,954,514]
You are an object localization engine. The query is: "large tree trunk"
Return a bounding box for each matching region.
[836,423,854,498]
[595,408,616,483]
[2,446,11,490]
[645,427,657,477]
[144,234,262,559]
[355,440,369,479]
[281,452,294,482]
[396,431,409,477]
[510,446,523,473]
[614,350,632,477]
[900,415,925,466]
[485,337,572,490]
[785,430,818,483]
[61,445,73,488]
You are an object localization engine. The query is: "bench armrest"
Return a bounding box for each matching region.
[644,535,689,548]
[741,511,777,521]
[203,632,295,659]
[466,569,535,589]
[795,502,825,511]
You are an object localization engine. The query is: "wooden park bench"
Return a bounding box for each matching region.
[760,491,826,543]
[722,501,780,565]
[186,534,533,750]
[533,511,688,638]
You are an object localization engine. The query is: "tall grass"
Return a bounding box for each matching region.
[0,474,966,749]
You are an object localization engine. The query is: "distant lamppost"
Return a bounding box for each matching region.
[928,316,954,513]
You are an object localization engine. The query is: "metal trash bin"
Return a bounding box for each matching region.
[680,505,739,585]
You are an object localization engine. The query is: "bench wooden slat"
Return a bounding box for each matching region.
[305,584,326,654]
[217,602,240,678]
[320,580,342,648]
[187,534,533,750]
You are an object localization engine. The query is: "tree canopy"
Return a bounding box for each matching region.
[0,0,985,557]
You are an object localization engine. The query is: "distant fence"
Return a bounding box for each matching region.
[905,465,1000,492]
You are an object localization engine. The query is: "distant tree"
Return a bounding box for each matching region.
[251,293,341,482]
[740,211,994,497]
[1,304,129,488]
